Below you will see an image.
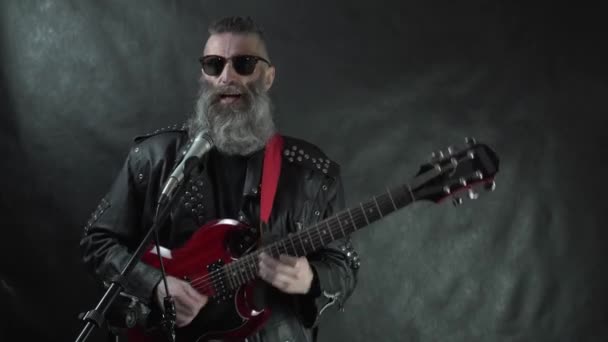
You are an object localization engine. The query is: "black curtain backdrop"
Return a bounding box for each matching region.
[1,1,607,341]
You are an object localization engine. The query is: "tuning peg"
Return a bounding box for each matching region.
[430,151,443,161]
[452,197,463,206]
[484,180,496,191]
[447,146,454,155]
[468,188,479,200]
[465,137,477,146]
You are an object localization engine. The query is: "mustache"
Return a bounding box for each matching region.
[203,82,253,105]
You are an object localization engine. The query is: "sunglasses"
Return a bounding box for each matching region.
[198,54,271,76]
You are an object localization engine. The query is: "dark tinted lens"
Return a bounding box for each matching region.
[201,56,225,76]
[232,56,258,75]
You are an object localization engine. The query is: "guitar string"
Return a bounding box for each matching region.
[186,187,412,295]
[186,207,363,295]
[189,207,390,295]
[186,190,407,295]
[186,187,410,294]
[185,205,368,294]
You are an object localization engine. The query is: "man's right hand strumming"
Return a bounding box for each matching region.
[155,275,209,327]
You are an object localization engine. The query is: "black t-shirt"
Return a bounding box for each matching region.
[207,148,249,220]
[167,148,250,248]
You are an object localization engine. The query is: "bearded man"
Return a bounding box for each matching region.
[80,16,359,342]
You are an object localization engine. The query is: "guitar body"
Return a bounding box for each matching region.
[128,218,271,342]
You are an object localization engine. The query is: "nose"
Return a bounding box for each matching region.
[218,60,239,85]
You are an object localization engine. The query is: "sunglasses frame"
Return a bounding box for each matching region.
[198,54,272,76]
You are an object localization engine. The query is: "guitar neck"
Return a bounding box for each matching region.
[224,183,416,289]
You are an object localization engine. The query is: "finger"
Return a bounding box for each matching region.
[279,254,299,267]
[259,262,281,284]
[262,255,299,278]
[184,283,206,306]
[273,262,299,279]
[175,293,197,316]
[176,292,202,318]
[258,260,274,280]
[176,307,191,325]
[259,264,290,290]
[176,309,194,328]
[258,252,273,266]
[259,253,284,271]
[176,317,187,328]
[270,272,296,290]
[259,262,297,286]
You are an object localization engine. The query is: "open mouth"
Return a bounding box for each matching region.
[219,93,243,104]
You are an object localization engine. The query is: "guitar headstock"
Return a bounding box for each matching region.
[412,137,499,205]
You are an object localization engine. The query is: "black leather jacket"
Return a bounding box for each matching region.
[80,125,359,342]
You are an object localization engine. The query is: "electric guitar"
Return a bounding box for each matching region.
[128,137,500,342]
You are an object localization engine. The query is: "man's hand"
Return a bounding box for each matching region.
[257,252,314,294]
[155,275,208,327]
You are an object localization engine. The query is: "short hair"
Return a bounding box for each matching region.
[208,16,265,41]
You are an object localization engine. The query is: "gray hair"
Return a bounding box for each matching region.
[208,16,265,40]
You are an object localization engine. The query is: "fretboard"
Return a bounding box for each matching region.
[222,183,416,290]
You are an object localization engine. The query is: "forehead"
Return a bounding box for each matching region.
[203,33,265,57]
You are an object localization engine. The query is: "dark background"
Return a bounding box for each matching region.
[1,1,607,341]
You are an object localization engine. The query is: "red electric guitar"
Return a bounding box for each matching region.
[128,138,499,342]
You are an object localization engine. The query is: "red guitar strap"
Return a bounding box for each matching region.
[259,133,284,235]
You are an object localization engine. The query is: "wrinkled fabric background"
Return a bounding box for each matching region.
[1,1,606,341]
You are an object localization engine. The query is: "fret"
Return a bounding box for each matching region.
[226,266,235,289]
[288,233,297,255]
[252,255,259,280]
[386,187,398,210]
[336,213,347,236]
[225,271,232,290]
[305,226,314,252]
[249,256,257,281]
[240,260,248,284]
[363,200,380,221]
[230,273,238,289]
[234,265,242,287]
[359,203,370,225]
[373,195,384,218]
[298,229,310,254]
[234,263,241,285]
[240,257,250,282]
[223,267,230,289]
[233,264,241,286]
[325,220,335,241]
[314,224,325,247]
[405,183,415,202]
[298,231,306,253]
[346,208,358,231]
[279,240,288,255]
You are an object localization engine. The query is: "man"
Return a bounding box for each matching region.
[80,16,359,342]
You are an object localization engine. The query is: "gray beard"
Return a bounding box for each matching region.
[188,78,276,156]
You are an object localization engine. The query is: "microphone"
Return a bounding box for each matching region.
[159,130,213,203]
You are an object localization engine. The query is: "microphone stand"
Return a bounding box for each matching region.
[75,160,201,342]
